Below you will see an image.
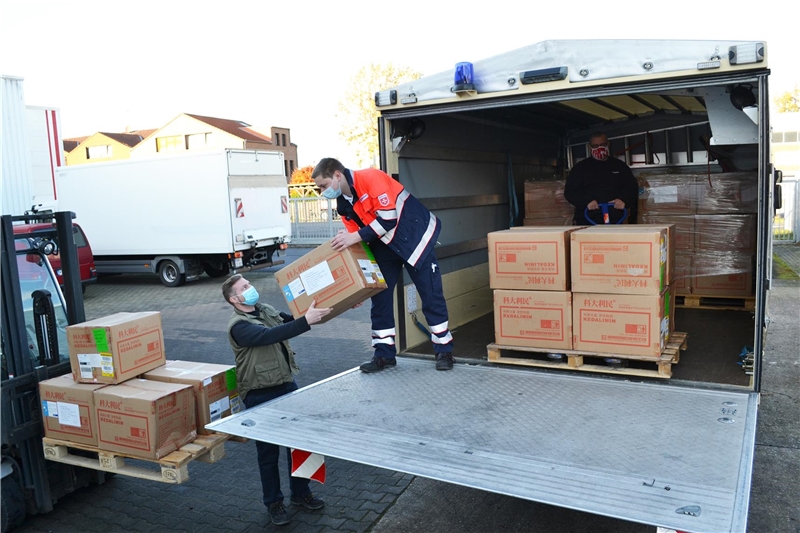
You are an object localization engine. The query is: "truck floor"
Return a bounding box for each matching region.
[410,307,753,387]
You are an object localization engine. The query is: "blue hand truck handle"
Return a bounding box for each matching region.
[584,202,628,225]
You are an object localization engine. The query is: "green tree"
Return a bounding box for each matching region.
[775,86,800,112]
[336,63,422,167]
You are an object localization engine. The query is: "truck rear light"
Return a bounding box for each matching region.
[280,243,288,250]
[234,251,243,258]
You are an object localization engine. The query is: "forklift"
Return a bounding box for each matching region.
[1,211,108,533]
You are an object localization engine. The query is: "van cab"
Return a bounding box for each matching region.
[12,222,97,293]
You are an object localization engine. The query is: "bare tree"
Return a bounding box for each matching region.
[336,63,422,167]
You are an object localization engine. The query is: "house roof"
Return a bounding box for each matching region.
[62,137,88,152]
[129,128,158,139]
[186,113,273,143]
[100,132,148,147]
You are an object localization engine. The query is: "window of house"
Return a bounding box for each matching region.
[785,131,798,143]
[772,132,783,143]
[186,132,213,150]
[281,133,286,146]
[86,145,113,159]
[284,160,289,177]
[156,135,185,152]
[289,160,295,174]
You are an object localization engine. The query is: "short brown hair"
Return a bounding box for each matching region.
[221,274,243,305]
[312,158,345,181]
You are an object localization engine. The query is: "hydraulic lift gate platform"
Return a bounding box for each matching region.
[207,360,757,533]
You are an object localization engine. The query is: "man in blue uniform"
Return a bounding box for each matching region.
[312,158,455,373]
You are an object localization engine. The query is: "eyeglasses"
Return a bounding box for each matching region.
[589,142,609,149]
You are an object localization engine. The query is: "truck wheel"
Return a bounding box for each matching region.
[1,476,26,533]
[203,263,230,278]
[158,260,185,287]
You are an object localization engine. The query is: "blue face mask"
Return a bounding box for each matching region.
[239,286,259,305]
[321,177,342,200]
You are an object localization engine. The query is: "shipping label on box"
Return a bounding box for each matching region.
[570,226,670,295]
[488,228,578,291]
[493,289,572,350]
[144,361,240,434]
[94,379,196,460]
[572,291,670,358]
[39,374,107,447]
[68,312,166,384]
[276,240,386,323]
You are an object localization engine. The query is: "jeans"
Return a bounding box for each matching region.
[243,381,311,506]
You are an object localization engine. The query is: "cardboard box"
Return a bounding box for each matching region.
[695,172,758,214]
[693,253,754,297]
[523,180,573,217]
[493,289,572,350]
[570,226,671,295]
[275,240,387,323]
[674,253,693,296]
[94,379,196,460]
[640,214,695,252]
[523,214,574,226]
[144,360,241,434]
[695,214,757,253]
[488,228,579,291]
[39,374,107,447]
[68,312,166,384]
[637,174,701,215]
[572,290,672,357]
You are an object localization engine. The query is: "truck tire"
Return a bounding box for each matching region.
[1,476,26,533]
[203,262,230,278]
[158,260,185,287]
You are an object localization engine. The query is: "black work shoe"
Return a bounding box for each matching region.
[359,357,397,373]
[290,493,325,510]
[435,352,454,371]
[268,501,290,526]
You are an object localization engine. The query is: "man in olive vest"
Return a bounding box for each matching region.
[223,273,331,526]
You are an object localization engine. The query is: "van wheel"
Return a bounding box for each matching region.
[158,260,185,287]
[1,476,26,533]
[203,263,230,278]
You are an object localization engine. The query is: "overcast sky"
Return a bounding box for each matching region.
[2,0,797,167]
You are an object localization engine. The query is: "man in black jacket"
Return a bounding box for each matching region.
[564,132,638,225]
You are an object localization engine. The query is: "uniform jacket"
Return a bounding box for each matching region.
[226,303,300,401]
[336,168,440,268]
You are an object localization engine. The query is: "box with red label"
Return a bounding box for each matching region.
[572,290,672,358]
[488,228,580,291]
[39,374,107,446]
[493,289,572,350]
[93,379,196,460]
[144,360,241,434]
[275,240,387,323]
[570,226,671,295]
[67,312,166,385]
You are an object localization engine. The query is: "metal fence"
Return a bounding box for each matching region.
[774,178,798,244]
[289,196,343,245]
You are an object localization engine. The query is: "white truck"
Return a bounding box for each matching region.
[56,149,292,286]
[1,75,63,217]
[210,39,779,533]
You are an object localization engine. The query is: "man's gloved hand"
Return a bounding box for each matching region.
[612,199,626,209]
[587,200,599,210]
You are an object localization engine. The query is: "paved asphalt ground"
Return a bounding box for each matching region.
[13,245,800,533]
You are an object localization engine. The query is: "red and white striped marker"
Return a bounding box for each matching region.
[235,199,245,218]
[281,195,288,214]
[291,449,326,483]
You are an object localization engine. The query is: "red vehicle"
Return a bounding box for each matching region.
[12,222,97,293]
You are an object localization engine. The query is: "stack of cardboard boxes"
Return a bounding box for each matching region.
[522,180,574,226]
[489,224,675,359]
[39,312,240,460]
[638,171,756,297]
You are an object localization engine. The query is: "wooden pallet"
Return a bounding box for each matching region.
[487,332,688,379]
[42,433,231,484]
[676,294,755,311]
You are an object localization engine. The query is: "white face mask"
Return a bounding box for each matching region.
[321,176,342,200]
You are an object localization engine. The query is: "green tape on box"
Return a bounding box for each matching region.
[360,242,377,262]
[225,368,237,390]
[92,328,110,352]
